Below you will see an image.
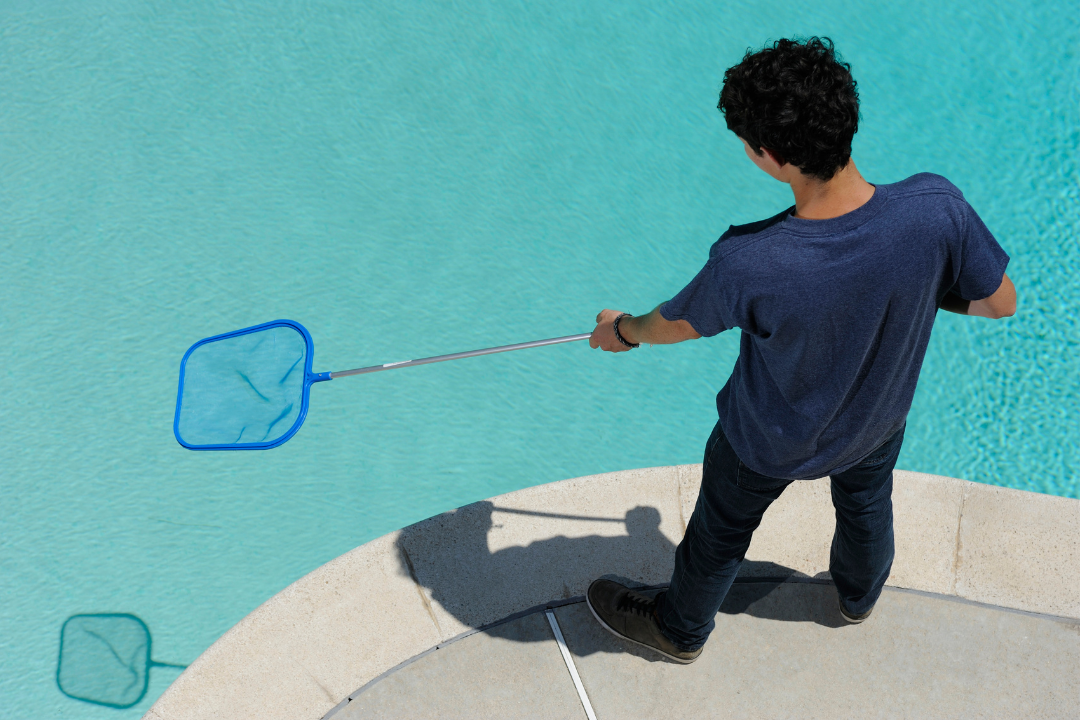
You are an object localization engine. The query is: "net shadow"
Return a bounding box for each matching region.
[57,614,186,709]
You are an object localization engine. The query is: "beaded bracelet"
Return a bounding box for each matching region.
[613,313,640,349]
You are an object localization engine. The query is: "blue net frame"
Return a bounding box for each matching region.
[173,320,331,450]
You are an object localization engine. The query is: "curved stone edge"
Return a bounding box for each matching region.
[144,468,1080,720]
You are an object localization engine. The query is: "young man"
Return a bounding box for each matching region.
[585,37,1015,664]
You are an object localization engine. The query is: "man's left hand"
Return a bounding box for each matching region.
[590,309,634,352]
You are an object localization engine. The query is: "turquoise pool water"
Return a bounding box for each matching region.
[1,0,1077,715]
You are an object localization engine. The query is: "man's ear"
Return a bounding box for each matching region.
[762,148,785,167]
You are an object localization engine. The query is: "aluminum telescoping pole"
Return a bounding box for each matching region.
[329,333,592,379]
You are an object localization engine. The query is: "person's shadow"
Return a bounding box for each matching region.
[395,499,848,657]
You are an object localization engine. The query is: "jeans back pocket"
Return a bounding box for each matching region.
[736,461,791,493]
[855,424,906,469]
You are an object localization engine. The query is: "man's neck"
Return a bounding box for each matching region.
[788,160,875,220]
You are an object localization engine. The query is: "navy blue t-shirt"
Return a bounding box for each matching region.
[661,173,1010,480]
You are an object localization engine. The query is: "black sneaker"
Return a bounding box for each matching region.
[838,597,874,623]
[586,579,702,664]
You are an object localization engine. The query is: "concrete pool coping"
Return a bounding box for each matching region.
[143,467,1080,720]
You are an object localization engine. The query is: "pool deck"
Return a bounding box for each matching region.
[143,467,1080,720]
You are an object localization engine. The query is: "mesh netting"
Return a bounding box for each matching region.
[57,614,151,708]
[176,324,307,447]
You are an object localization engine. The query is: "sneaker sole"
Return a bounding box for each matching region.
[838,597,873,623]
[585,592,698,664]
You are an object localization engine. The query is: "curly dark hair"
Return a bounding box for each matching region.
[719,37,860,182]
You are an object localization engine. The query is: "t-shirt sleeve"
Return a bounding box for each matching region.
[952,199,1011,301]
[659,260,730,337]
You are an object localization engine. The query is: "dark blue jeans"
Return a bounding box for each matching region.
[657,420,905,651]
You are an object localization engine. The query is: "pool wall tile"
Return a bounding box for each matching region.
[889,471,966,594]
[147,468,1080,720]
[675,463,702,532]
[954,482,1080,617]
[687,470,967,593]
[680,463,838,580]
[742,476,834,579]
[147,532,440,720]
[397,466,683,641]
